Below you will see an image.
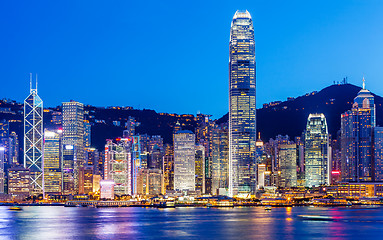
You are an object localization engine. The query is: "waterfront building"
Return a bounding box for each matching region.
[62,100,85,193]
[92,174,101,192]
[62,144,76,195]
[211,128,229,195]
[257,164,266,188]
[104,139,131,196]
[8,166,30,201]
[373,127,383,181]
[24,77,44,196]
[195,144,205,193]
[174,130,195,191]
[278,144,297,188]
[131,135,141,195]
[79,166,93,194]
[327,182,383,197]
[228,10,256,197]
[43,130,62,195]
[137,168,164,196]
[195,114,214,186]
[341,80,375,182]
[0,147,4,193]
[305,114,330,187]
[163,144,174,191]
[295,136,305,187]
[100,180,114,200]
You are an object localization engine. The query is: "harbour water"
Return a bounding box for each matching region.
[1,206,383,239]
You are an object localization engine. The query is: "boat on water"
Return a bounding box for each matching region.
[298,215,334,221]
[264,206,272,210]
[9,206,23,211]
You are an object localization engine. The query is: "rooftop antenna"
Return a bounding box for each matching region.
[36,73,38,93]
[362,76,366,90]
[29,73,32,92]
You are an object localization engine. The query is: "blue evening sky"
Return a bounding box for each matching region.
[1,0,383,119]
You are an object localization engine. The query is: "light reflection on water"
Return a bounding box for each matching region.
[1,206,383,239]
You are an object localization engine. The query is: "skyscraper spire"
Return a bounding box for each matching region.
[362,76,366,90]
[29,73,32,92]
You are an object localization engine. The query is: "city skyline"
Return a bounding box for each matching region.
[1,1,383,118]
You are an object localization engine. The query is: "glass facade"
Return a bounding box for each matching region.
[195,144,205,193]
[43,130,62,195]
[279,144,297,188]
[373,127,383,181]
[173,130,195,191]
[305,113,329,187]
[105,140,132,196]
[341,85,375,182]
[211,128,229,194]
[62,101,85,193]
[229,10,256,196]
[24,86,44,195]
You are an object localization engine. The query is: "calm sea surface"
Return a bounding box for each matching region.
[1,206,383,239]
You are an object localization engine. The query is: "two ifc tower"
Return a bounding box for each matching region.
[22,11,257,197]
[229,10,257,197]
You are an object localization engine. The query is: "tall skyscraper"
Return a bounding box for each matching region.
[278,144,297,188]
[24,77,44,196]
[373,127,383,181]
[84,120,91,148]
[341,80,375,182]
[195,144,205,193]
[62,144,76,195]
[8,132,19,166]
[163,144,174,191]
[62,100,84,193]
[305,113,330,187]
[43,130,62,195]
[173,130,195,191]
[229,10,256,196]
[104,139,132,196]
[211,128,229,195]
[0,147,5,193]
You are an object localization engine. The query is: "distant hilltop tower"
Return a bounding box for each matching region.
[228,10,256,197]
[24,74,44,196]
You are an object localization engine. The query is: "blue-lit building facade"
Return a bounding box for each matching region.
[228,10,256,197]
[341,81,375,182]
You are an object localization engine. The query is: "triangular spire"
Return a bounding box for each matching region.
[29,73,32,93]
